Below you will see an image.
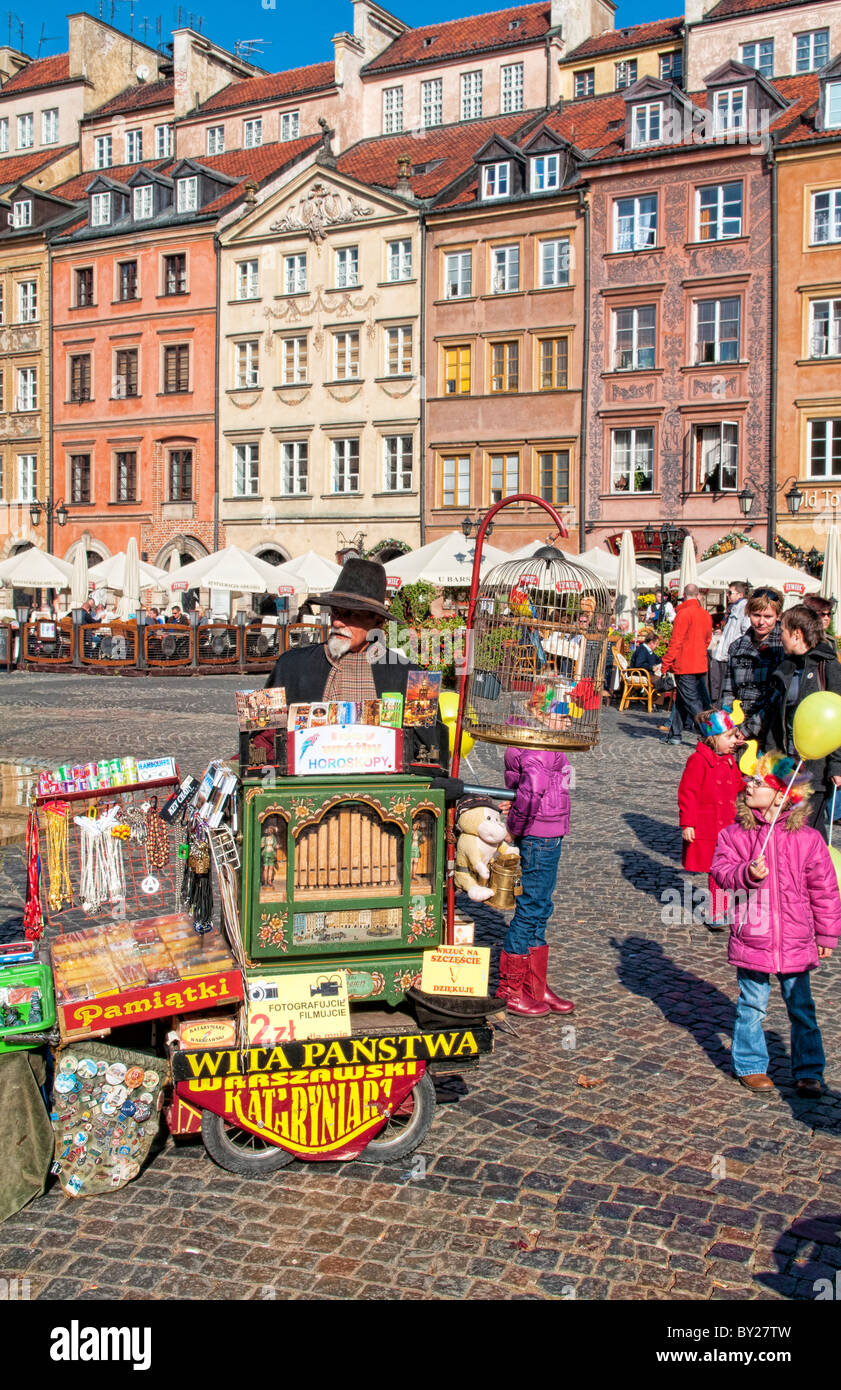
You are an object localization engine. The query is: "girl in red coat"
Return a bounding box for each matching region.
[678,708,745,929]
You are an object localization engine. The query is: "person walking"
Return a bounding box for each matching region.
[711,754,840,1096]
[677,708,745,929]
[659,584,713,745]
[767,603,841,836]
[709,582,749,703]
[721,587,784,744]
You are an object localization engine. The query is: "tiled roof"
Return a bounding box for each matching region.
[0,145,76,187]
[363,2,552,74]
[85,79,173,120]
[702,0,810,20]
[337,111,542,198]
[198,61,335,115]
[770,73,837,145]
[0,53,71,94]
[562,16,683,63]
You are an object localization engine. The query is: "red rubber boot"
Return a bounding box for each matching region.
[496,950,549,1016]
[527,945,574,1014]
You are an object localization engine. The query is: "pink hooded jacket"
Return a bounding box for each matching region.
[504,747,571,838]
[710,798,841,974]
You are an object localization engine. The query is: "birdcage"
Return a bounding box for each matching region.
[463,546,612,750]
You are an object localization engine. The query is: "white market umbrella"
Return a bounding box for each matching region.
[88,551,168,591]
[71,546,88,608]
[0,547,73,589]
[116,538,140,620]
[166,545,286,596]
[614,529,638,632]
[581,544,661,590]
[385,531,508,589]
[268,550,341,595]
[820,525,841,610]
[665,544,820,598]
[678,534,698,594]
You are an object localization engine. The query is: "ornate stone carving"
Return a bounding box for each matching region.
[264,287,379,352]
[327,385,362,404]
[274,388,311,407]
[270,181,375,241]
[229,390,262,410]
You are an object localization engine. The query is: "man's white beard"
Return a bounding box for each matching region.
[327,632,353,659]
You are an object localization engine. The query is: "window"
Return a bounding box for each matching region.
[713,88,746,135]
[825,81,841,128]
[695,421,738,491]
[659,51,682,82]
[632,102,663,147]
[461,71,483,120]
[133,185,153,220]
[614,305,656,370]
[155,124,174,158]
[0,285,4,323]
[17,113,32,148]
[69,354,91,402]
[280,110,300,141]
[387,239,412,281]
[281,441,308,495]
[539,337,568,389]
[169,449,193,500]
[233,442,260,496]
[335,246,359,289]
[118,260,138,301]
[281,336,308,385]
[114,348,138,398]
[17,281,36,323]
[0,119,7,153]
[383,435,413,492]
[501,63,524,113]
[385,325,412,376]
[422,78,443,129]
[444,250,472,298]
[125,129,142,162]
[383,86,403,134]
[235,340,260,388]
[696,181,743,240]
[615,59,638,90]
[94,135,112,169]
[332,438,359,493]
[483,162,509,199]
[16,454,36,502]
[41,108,58,144]
[611,427,654,492]
[442,455,470,506]
[176,177,197,213]
[444,344,471,395]
[574,69,595,98]
[740,39,774,77]
[91,191,111,227]
[810,298,841,356]
[115,451,137,503]
[163,345,190,393]
[333,331,360,380]
[795,29,829,72]
[539,450,570,505]
[491,341,519,392]
[237,260,259,298]
[70,454,90,504]
[809,419,841,477]
[614,195,657,252]
[207,125,225,155]
[283,253,306,295]
[491,244,519,293]
[73,268,93,308]
[244,118,262,148]
[11,201,31,228]
[489,452,519,501]
[164,253,187,295]
[696,297,740,363]
[531,153,560,192]
[539,237,570,287]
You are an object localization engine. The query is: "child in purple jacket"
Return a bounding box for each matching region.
[497,744,574,1018]
[711,752,840,1098]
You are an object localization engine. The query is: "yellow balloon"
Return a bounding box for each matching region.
[829,845,841,897]
[793,691,841,761]
[731,699,745,726]
[439,690,475,759]
[739,739,758,775]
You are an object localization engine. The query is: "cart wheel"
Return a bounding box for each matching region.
[358,1072,436,1163]
[200,1111,296,1176]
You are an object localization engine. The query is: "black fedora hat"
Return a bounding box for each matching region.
[312,557,391,620]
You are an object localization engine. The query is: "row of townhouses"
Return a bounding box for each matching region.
[0,0,840,579]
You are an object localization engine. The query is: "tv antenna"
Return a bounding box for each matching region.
[6,12,23,49]
[36,21,60,55]
[235,38,270,60]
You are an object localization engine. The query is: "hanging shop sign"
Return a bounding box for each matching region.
[291,725,401,777]
[247,969,351,1043]
[59,969,244,1036]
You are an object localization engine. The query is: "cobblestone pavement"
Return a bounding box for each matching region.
[0,672,839,1301]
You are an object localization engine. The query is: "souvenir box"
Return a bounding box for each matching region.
[0,961,55,1053]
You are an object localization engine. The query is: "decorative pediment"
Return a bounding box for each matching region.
[126,166,174,190]
[704,59,757,88]
[475,133,524,166]
[269,181,375,242]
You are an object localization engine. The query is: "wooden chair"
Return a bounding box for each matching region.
[512,642,538,679]
[619,665,654,713]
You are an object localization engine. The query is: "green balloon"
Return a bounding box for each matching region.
[793,691,841,761]
[830,845,841,896]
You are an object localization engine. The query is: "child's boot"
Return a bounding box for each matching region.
[496,950,549,1016]
[526,945,574,1014]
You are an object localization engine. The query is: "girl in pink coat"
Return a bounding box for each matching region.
[711,752,840,1098]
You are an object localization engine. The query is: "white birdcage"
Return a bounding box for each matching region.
[463,546,611,750]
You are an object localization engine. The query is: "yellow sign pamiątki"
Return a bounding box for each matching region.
[420,944,490,997]
[247,971,351,1044]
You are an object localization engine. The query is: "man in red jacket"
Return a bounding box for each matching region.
[660,584,713,745]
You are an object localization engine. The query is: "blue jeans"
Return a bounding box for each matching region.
[668,672,711,738]
[732,968,825,1080]
[503,836,563,955]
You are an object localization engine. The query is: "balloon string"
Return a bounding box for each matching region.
[756,759,803,861]
[831,786,838,851]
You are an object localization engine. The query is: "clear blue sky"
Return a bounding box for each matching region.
[26,1,673,67]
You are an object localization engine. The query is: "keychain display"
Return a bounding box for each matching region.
[44,802,73,912]
[181,816,213,935]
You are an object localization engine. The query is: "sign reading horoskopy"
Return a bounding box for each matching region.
[247,970,351,1043]
[291,726,399,776]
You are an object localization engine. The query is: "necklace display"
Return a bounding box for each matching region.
[74,808,126,914]
[44,801,73,912]
[141,797,169,894]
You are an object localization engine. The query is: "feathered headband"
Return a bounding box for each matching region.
[698,708,738,737]
[739,749,813,804]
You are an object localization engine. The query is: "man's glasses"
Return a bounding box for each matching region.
[330,607,361,623]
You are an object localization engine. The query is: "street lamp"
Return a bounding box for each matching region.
[28,497,68,530]
[737,484,755,518]
[784,480,803,515]
[643,522,686,607]
[461,515,493,538]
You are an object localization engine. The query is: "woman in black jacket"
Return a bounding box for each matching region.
[768,603,841,836]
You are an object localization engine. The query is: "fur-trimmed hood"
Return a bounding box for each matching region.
[734,792,812,833]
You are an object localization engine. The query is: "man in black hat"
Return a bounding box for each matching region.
[266,557,448,771]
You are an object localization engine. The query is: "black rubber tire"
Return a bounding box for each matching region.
[357,1072,436,1163]
[200,1110,296,1176]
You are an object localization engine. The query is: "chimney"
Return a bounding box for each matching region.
[396,154,412,197]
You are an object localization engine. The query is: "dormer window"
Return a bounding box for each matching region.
[91,192,111,227]
[133,185,153,220]
[825,80,841,129]
[631,102,663,147]
[713,88,746,135]
[530,153,560,193]
[11,200,32,229]
[483,162,510,200]
[176,176,198,213]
